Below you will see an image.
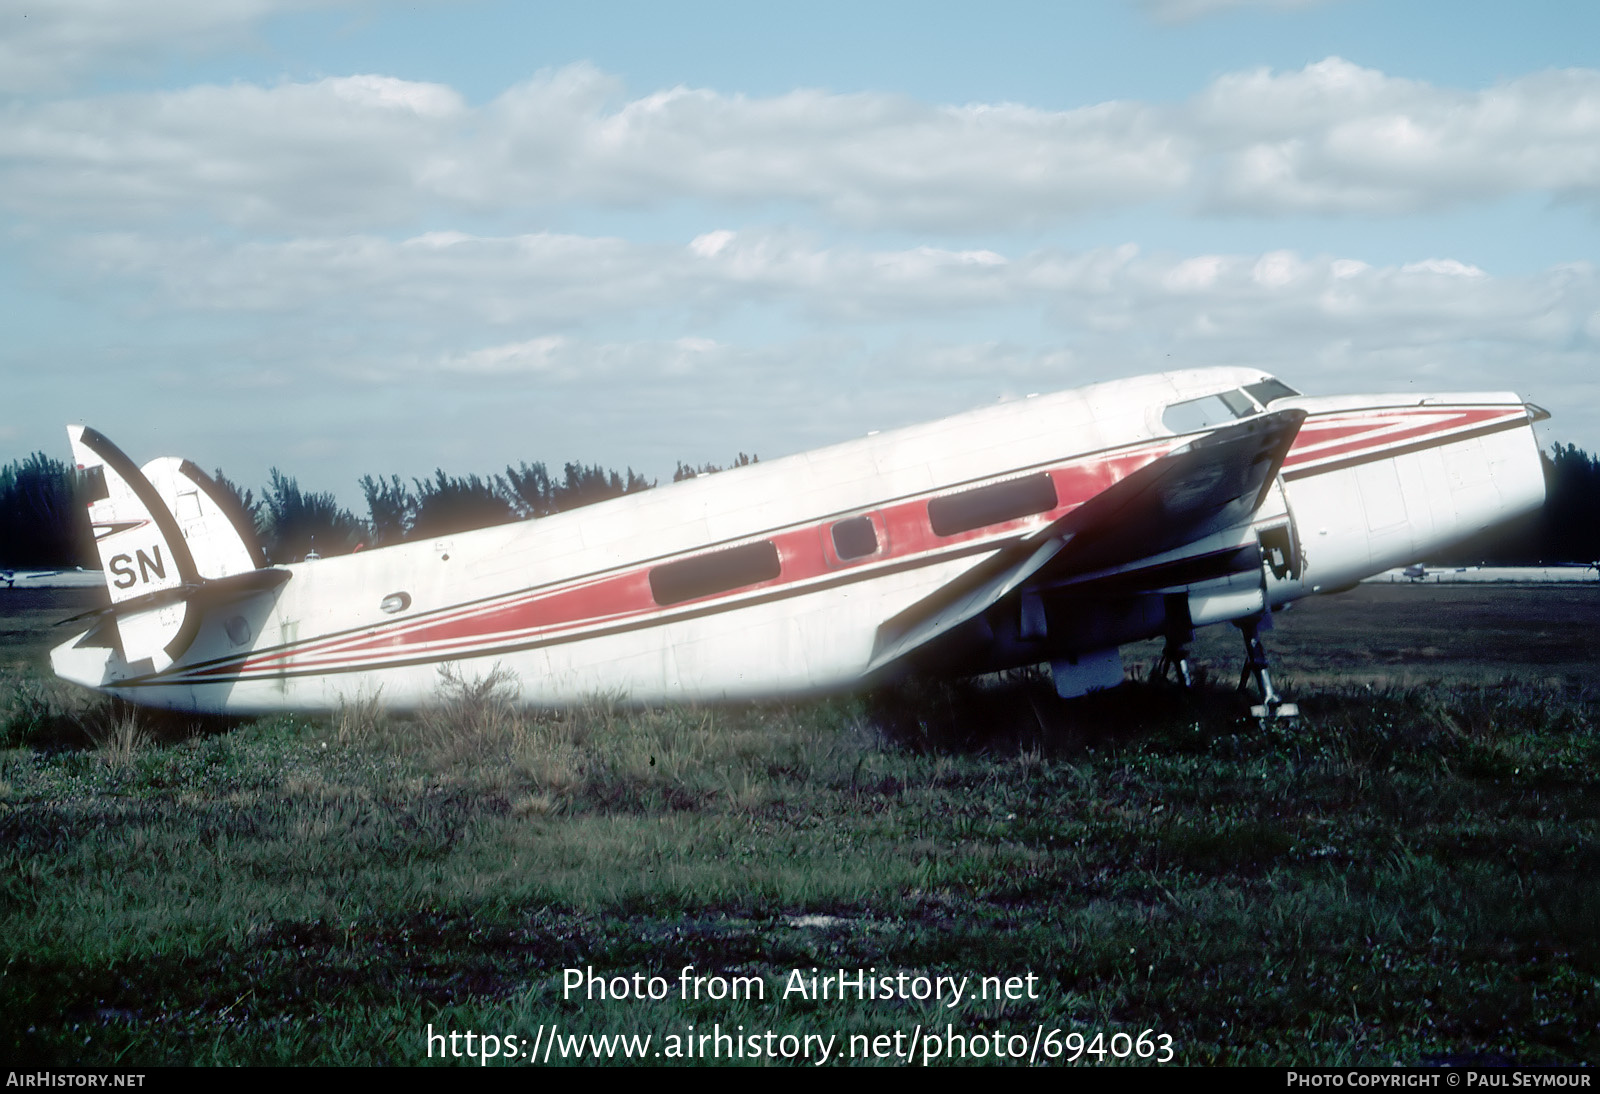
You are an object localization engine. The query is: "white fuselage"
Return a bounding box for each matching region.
[51,368,1546,712]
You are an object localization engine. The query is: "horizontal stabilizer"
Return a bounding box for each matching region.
[868,409,1305,673]
[59,567,292,629]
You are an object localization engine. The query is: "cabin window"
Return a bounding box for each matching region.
[1244,379,1299,407]
[927,473,1057,537]
[649,541,782,606]
[831,516,879,561]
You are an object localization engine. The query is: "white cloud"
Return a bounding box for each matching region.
[4,58,1599,230]
[1197,59,1600,213]
[61,230,1598,413]
[66,230,1597,338]
[0,63,1189,230]
[1252,250,1307,288]
[435,335,737,386]
[61,229,1040,323]
[1400,259,1487,278]
[440,336,571,376]
[1165,255,1228,292]
[2,75,467,229]
[6,57,1598,232]
[0,0,349,94]
[690,230,737,259]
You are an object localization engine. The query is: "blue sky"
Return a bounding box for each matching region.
[2,0,1596,502]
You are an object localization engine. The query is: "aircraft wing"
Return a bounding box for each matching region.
[867,408,1305,673]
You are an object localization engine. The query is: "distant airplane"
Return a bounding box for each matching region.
[52,368,1547,717]
[2,568,105,590]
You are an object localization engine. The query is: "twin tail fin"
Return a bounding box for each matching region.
[67,425,271,670]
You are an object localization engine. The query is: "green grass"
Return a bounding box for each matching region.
[1,586,1597,1065]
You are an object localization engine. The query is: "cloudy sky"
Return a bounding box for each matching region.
[4,0,1597,502]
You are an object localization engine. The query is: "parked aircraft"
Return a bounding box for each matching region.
[51,368,1547,716]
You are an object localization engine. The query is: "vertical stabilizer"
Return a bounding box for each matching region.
[67,426,201,668]
[141,457,263,579]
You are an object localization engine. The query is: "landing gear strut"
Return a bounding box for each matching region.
[1153,631,1195,688]
[1152,593,1195,687]
[1235,613,1298,718]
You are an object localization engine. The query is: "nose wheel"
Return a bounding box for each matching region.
[1236,614,1298,718]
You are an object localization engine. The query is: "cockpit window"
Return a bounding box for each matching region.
[1220,390,1256,416]
[1162,390,1256,434]
[1244,379,1299,406]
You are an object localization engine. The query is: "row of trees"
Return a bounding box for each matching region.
[1539,443,1600,563]
[0,453,88,569]
[2,443,1596,570]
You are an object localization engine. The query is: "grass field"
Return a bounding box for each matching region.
[2,584,1596,1066]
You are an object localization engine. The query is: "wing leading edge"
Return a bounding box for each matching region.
[866,408,1306,674]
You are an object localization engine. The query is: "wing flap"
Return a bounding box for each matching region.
[868,535,1065,672]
